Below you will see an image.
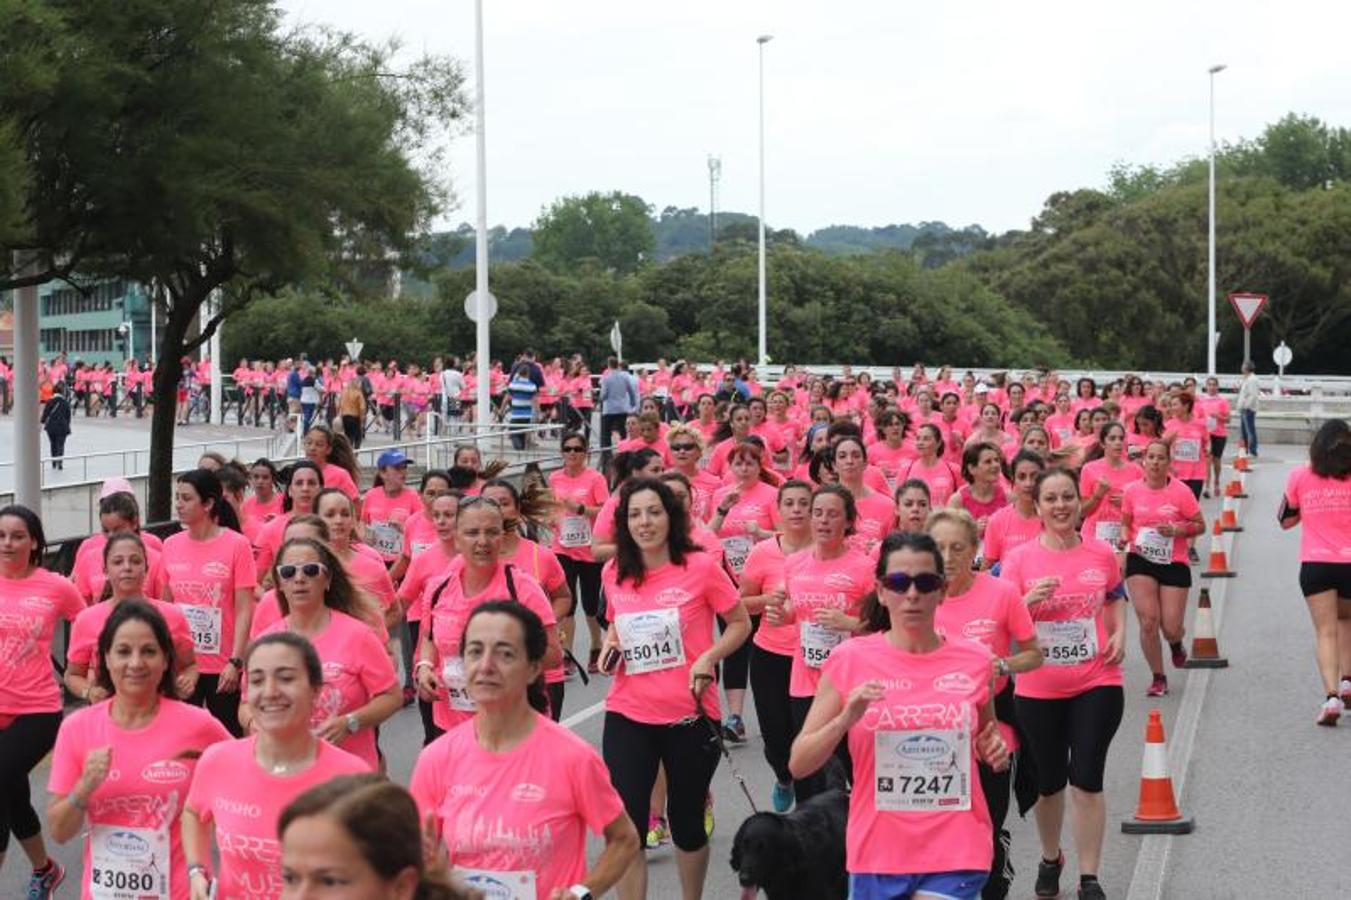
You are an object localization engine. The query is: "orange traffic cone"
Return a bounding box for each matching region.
[1184,588,1228,668]
[1224,473,1244,498]
[1219,495,1243,533]
[1122,709,1195,834]
[1201,523,1235,579]
[1234,446,1251,472]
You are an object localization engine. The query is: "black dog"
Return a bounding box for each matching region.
[729,788,849,900]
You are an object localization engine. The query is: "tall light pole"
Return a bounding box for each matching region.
[757,34,772,367]
[1207,63,1226,376]
[473,0,491,421]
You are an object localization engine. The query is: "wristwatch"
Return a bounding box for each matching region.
[345,713,360,734]
[568,886,593,900]
[227,656,243,669]
[995,658,1011,678]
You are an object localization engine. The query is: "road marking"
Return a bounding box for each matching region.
[1126,469,1259,900]
[562,699,606,730]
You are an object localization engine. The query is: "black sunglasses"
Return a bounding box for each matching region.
[669,443,699,452]
[562,445,587,453]
[278,562,328,580]
[879,572,945,594]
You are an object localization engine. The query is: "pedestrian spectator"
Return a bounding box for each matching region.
[504,362,540,450]
[338,376,367,449]
[1236,361,1261,456]
[599,356,638,457]
[40,382,72,470]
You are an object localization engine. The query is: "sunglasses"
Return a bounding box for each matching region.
[278,562,328,580]
[879,572,945,594]
[669,443,699,452]
[562,445,587,453]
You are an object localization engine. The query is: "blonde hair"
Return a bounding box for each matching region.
[925,506,980,546]
[665,423,705,451]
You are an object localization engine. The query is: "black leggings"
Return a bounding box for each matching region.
[749,645,794,784]
[189,673,243,738]
[978,762,1014,900]
[1015,686,1124,795]
[603,712,720,852]
[408,620,441,746]
[789,696,851,804]
[559,556,604,620]
[0,711,62,853]
[547,682,565,723]
[719,614,759,691]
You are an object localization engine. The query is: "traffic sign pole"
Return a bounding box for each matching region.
[1227,292,1268,369]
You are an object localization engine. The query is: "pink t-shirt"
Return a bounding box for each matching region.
[240,494,283,532]
[425,561,558,731]
[250,512,298,582]
[70,542,165,605]
[848,492,896,555]
[68,598,194,677]
[398,542,457,623]
[685,469,725,524]
[185,737,369,899]
[785,547,877,697]
[360,487,423,561]
[548,468,610,563]
[502,537,567,597]
[0,569,86,714]
[1164,419,1209,482]
[935,573,1036,749]
[982,505,1043,566]
[902,458,961,506]
[320,463,360,501]
[590,493,620,544]
[869,442,916,491]
[1121,478,1201,565]
[616,436,673,468]
[823,633,994,875]
[1198,394,1230,437]
[255,611,396,768]
[161,529,257,674]
[76,531,165,562]
[248,590,390,645]
[740,537,798,657]
[1284,465,1351,564]
[601,551,740,723]
[48,700,230,900]
[1079,459,1143,545]
[400,510,440,562]
[999,538,1123,700]
[343,544,398,611]
[410,715,625,900]
[712,481,779,576]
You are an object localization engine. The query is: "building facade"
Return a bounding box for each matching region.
[37,279,154,366]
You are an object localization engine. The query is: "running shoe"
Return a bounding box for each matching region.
[644,815,669,849]
[1188,546,1201,565]
[1147,674,1169,697]
[26,861,65,900]
[1034,853,1063,899]
[704,793,715,838]
[722,714,747,744]
[587,649,601,675]
[771,780,794,813]
[1339,678,1351,705]
[1170,643,1188,669]
[1317,696,1344,726]
[1078,879,1107,900]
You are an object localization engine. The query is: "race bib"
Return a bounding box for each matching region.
[180,604,222,655]
[721,535,753,574]
[800,620,845,669]
[89,824,170,900]
[558,515,593,549]
[368,522,403,557]
[1036,617,1099,666]
[1134,527,1173,565]
[410,540,434,557]
[456,869,536,900]
[1205,415,1217,432]
[1173,439,1201,463]
[1094,520,1123,545]
[874,727,972,812]
[441,658,475,712]
[615,609,686,675]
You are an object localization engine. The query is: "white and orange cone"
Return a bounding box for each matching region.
[1201,521,1235,579]
[1122,709,1195,834]
[1234,446,1251,472]
[1219,495,1243,533]
[1184,588,1228,668]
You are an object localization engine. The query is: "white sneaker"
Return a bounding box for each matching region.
[1339,679,1351,705]
[1317,696,1344,726]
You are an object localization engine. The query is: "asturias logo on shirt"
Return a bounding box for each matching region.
[141,760,191,785]
[510,783,547,803]
[933,672,977,695]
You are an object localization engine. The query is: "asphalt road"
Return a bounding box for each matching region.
[8,444,1350,898]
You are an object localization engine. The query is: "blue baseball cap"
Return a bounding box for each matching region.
[377,450,410,468]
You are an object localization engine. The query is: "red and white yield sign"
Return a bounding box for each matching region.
[1227,292,1268,329]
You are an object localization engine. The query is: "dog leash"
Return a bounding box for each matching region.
[562,649,591,686]
[690,677,759,814]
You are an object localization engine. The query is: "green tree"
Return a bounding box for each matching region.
[4,0,466,518]
[532,191,655,274]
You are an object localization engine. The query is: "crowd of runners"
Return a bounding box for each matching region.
[1,357,1348,900]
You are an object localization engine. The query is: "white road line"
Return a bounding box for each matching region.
[1126,468,1257,900]
[561,699,606,730]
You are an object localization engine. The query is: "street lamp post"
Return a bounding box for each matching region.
[757,34,772,368]
[473,0,491,424]
[1207,63,1226,376]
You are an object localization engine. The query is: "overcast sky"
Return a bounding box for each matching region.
[279,0,1351,235]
